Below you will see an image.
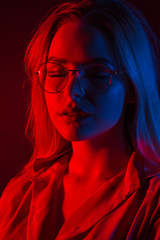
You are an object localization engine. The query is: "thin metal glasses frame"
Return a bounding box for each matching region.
[34,61,125,95]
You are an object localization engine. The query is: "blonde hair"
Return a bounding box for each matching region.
[23,0,160,172]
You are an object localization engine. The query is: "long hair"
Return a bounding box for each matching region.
[23,0,160,172]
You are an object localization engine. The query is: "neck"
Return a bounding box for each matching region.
[68,124,133,183]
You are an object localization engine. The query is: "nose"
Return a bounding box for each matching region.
[63,70,85,99]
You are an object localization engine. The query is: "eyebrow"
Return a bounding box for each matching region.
[47,57,114,69]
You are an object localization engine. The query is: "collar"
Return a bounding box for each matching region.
[31,148,160,183]
[27,149,160,239]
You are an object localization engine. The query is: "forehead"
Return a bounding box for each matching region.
[48,21,117,69]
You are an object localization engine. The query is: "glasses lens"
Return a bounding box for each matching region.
[37,62,111,94]
[80,63,111,93]
[38,63,68,93]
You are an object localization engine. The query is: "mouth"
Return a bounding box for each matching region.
[62,112,89,117]
[60,112,90,122]
[60,107,90,116]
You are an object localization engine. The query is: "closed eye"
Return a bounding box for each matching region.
[48,71,67,77]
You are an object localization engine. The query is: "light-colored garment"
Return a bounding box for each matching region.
[0,149,160,240]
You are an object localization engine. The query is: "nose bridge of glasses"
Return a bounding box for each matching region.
[68,69,80,79]
[65,69,84,94]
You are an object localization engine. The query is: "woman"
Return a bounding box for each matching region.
[0,0,160,239]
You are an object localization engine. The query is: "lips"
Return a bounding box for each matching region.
[60,107,89,117]
[63,112,88,117]
[61,113,89,123]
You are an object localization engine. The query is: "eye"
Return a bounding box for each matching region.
[47,71,67,78]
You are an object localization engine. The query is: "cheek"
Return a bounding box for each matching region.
[95,82,126,127]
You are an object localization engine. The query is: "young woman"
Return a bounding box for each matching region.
[0,0,160,239]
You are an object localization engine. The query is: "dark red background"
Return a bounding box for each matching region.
[0,0,160,195]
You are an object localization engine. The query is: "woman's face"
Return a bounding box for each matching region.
[45,20,128,141]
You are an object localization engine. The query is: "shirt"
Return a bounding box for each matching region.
[0,148,160,240]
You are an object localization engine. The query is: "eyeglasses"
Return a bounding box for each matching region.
[34,62,125,95]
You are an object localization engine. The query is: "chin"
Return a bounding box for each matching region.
[57,128,90,141]
[59,133,87,142]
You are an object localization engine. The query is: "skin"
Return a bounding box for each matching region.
[45,20,135,219]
